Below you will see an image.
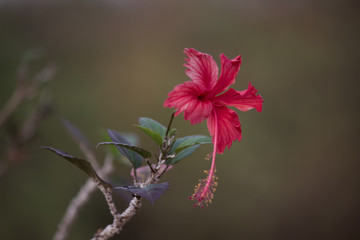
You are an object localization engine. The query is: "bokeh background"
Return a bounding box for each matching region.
[1,0,359,239]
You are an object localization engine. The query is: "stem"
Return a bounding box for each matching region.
[145,158,156,173]
[53,179,96,240]
[91,196,141,240]
[190,109,219,207]
[97,184,118,219]
[157,164,170,179]
[0,85,27,127]
[91,113,177,239]
[53,155,114,240]
[165,111,175,137]
[201,110,218,200]
[133,168,139,185]
[93,147,167,239]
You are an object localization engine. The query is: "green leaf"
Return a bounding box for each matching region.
[115,182,170,204]
[165,135,212,165]
[107,129,143,168]
[99,129,122,158]
[42,146,112,188]
[135,125,163,145]
[100,131,140,168]
[139,117,167,137]
[136,117,167,145]
[167,144,201,165]
[170,135,211,154]
[121,132,140,146]
[175,135,212,153]
[97,142,152,159]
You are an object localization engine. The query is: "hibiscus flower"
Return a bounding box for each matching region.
[164,48,263,207]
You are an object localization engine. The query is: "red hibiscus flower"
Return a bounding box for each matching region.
[164,48,263,207]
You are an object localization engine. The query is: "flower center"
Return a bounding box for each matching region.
[197,94,207,101]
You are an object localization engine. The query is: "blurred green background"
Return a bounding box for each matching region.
[1,0,359,239]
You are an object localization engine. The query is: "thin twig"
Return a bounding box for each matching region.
[0,85,28,127]
[132,168,139,186]
[91,112,177,240]
[145,158,156,173]
[0,64,56,128]
[93,157,165,239]
[97,184,118,219]
[1,63,56,177]
[18,96,52,143]
[164,111,175,137]
[60,117,100,172]
[53,155,114,240]
[53,178,97,240]
[157,164,170,179]
[79,143,100,172]
[91,196,141,240]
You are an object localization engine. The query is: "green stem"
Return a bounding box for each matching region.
[157,164,170,179]
[165,112,175,137]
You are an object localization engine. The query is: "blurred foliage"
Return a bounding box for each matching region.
[0,0,359,239]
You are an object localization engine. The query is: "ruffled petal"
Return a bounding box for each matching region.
[164,81,213,125]
[184,48,219,90]
[208,53,242,97]
[207,106,242,154]
[214,82,263,112]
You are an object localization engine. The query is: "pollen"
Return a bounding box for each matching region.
[190,166,218,208]
[205,153,212,161]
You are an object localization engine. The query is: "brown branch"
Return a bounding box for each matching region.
[0,85,28,127]
[61,112,176,240]
[53,155,114,240]
[0,64,56,128]
[0,63,56,177]
[92,196,141,240]
[92,156,167,239]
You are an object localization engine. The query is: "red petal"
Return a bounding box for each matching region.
[183,48,219,91]
[208,54,242,97]
[214,82,263,112]
[164,81,213,125]
[207,106,242,154]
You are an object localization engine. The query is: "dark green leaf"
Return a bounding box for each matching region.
[100,130,139,167]
[100,129,122,158]
[107,129,143,168]
[60,117,92,149]
[170,135,211,154]
[167,135,212,165]
[139,117,167,137]
[121,132,140,146]
[175,135,212,153]
[97,142,151,159]
[42,146,111,188]
[167,144,201,165]
[137,117,167,145]
[115,182,170,204]
[135,125,163,145]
